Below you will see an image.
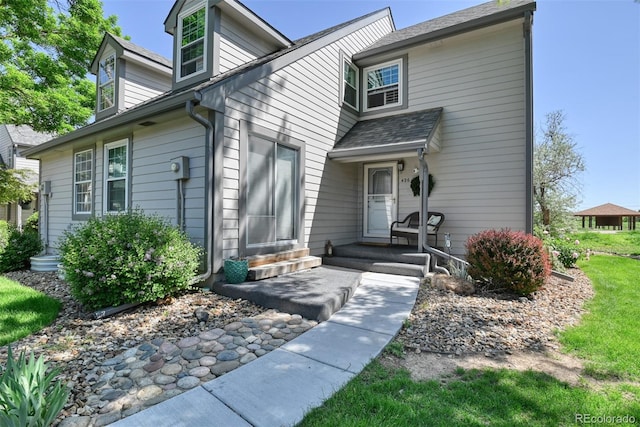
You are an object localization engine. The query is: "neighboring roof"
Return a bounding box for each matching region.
[24,7,392,158]
[90,33,172,75]
[354,0,535,60]
[574,203,640,217]
[3,125,52,147]
[328,108,442,160]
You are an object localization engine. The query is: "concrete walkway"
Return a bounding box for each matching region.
[110,272,420,427]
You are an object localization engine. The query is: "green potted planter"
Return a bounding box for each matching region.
[224,258,249,284]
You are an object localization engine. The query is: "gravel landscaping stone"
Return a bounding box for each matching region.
[1,267,593,427]
[398,268,594,356]
[0,271,316,426]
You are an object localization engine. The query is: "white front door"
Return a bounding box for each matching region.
[364,163,397,238]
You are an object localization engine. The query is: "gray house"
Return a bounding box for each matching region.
[25,0,535,285]
[0,125,51,228]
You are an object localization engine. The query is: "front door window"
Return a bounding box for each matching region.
[364,163,397,237]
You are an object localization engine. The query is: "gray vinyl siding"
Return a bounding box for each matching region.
[220,16,393,258]
[39,150,74,251]
[218,12,279,74]
[0,126,11,166]
[0,126,41,226]
[38,116,207,253]
[130,119,207,248]
[14,157,39,176]
[122,62,171,109]
[351,20,526,255]
[407,20,526,255]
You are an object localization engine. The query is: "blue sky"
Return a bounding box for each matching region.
[101,0,640,211]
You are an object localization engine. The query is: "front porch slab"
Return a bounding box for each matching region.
[212,266,362,321]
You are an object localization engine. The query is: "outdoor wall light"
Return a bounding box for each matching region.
[397,160,404,171]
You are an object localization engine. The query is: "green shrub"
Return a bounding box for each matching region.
[0,346,69,427]
[59,211,202,310]
[547,237,582,269]
[0,221,9,255]
[25,212,39,232]
[0,226,43,273]
[465,229,551,295]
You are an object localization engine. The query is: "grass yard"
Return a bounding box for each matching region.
[301,250,640,426]
[559,255,640,380]
[300,361,640,427]
[570,230,640,256]
[0,276,61,346]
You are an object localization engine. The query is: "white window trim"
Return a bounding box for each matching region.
[97,53,116,112]
[363,58,403,113]
[73,149,93,216]
[176,3,208,82]
[103,139,129,214]
[342,58,359,110]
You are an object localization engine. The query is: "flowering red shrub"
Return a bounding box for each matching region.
[465,229,551,295]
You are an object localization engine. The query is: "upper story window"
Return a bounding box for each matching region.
[104,139,129,213]
[98,54,115,111]
[179,6,206,80]
[73,149,93,217]
[364,59,402,111]
[343,60,359,110]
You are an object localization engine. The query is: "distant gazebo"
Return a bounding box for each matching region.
[574,203,639,230]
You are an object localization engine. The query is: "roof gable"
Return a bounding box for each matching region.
[25,6,395,158]
[197,7,392,110]
[90,33,172,75]
[354,0,535,60]
[164,0,290,48]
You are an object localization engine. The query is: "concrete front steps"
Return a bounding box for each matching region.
[322,243,431,278]
[247,248,322,281]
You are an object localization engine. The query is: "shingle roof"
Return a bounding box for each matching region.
[574,203,640,216]
[25,8,391,158]
[109,34,172,69]
[4,125,52,146]
[355,0,535,59]
[330,108,442,157]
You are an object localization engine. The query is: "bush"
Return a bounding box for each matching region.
[465,229,551,295]
[0,221,8,254]
[0,226,43,273]
[0,346,69,427]
[58,211,202,310]
[548,237,582,269]
[25,212,39,232]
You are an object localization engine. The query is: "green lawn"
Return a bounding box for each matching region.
[300,252,640,426]
[570,230,640,256]
[300,362,640,427]
[0,276,61,346]
[559,255,640,380]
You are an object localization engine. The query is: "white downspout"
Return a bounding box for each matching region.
[186,100,214,285]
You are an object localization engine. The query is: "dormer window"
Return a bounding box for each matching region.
[343,59,359,110]
[98,54,115,111]
[179,6,206,79]
[364,59,402,111]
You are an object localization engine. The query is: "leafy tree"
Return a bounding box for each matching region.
[0,166,35,205]
[533,111,585,232]
[0,0,122,134]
